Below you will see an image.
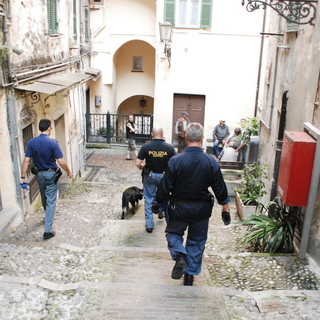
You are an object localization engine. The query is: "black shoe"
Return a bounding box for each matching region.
[158,211,164,219]
[184,274,194,286]
[43,231,56,240]
[171,254,187,279]
[146,228,153,233]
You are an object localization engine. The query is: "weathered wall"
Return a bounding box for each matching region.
[257,4,320,264]
[0,1,92,225]
[9,0,72,68]
[0,91,17,208]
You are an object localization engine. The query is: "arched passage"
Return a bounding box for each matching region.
[113,40,155,114]
[117,95,154,115]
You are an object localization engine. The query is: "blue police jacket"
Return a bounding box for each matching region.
[156,146,230,221]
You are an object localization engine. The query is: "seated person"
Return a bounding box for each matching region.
[225,127,242,149]
[220,128,246,162]
[212,120,230,157]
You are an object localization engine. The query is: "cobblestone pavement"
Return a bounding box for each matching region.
[0,148,320,319]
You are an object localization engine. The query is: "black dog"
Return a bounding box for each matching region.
[121,186,143,219]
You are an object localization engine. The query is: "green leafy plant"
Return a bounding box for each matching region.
[237,197,301,253]
[0,46,8,63]
[241,117,260,143]
[97,127,107,136]
[235,161,268,206]
[97,127,116,137]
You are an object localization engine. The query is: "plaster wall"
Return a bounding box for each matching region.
[90,0,264,146]
[257,6,320,264]
[0,92,17,208]
[114,41,155,109]
[9,0,73,68]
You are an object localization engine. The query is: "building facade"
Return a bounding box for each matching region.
[0,0,97,233]
[253,2,320,264]
[88,0,264,145]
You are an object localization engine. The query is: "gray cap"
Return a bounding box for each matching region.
[182,111,189,116]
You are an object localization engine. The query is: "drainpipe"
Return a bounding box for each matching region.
[1,0,23,210]
[254,7,267,117]
[270,90,288,200]
[268,46,279,129]
[6,88,23,210]
[299,123,320,259]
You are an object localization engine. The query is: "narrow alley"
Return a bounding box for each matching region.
[0,148,319,320]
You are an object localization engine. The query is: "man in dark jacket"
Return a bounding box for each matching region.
[136,127,176,233]
[212,120,230,158]
[156,122,230,286]
[126,114,138,160]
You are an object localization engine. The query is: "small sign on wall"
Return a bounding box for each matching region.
[95,96,102,107]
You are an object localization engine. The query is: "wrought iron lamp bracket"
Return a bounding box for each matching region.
[241,0,318,25]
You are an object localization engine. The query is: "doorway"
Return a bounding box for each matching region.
[172,93,205,144]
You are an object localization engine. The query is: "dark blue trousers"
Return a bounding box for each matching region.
[165,218,209,275]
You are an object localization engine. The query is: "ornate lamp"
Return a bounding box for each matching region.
[241,0,318,25]
[159,22,173,67]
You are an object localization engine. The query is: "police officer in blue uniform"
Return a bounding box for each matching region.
[136,127,176,233]
[21,119,72,240]
[156,122,231,286]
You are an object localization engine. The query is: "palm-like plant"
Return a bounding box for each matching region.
[237,198,301,253]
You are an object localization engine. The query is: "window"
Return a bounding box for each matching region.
[47,0,58,35]
[132,56,143,72]
[164,0,212,28]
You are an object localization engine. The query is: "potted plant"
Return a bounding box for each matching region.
[235,161,268,220]
[240,117,260,163]
[237,197,302,253]
[241,117,260,143]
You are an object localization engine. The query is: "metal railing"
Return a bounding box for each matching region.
[86,112,153,144]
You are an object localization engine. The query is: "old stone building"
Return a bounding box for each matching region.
[0,0,98,233]
[249,1,320,264]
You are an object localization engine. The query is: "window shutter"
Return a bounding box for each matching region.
[47,0,58,34]
[73,0,77,40]
[164,0,175,25]
[200,0,212,28]
[85,7,90,40]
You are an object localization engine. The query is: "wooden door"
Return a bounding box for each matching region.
[172,94,205,144]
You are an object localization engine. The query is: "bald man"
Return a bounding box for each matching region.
[136,127,176,233]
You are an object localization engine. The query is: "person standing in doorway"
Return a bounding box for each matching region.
[212,120,230,158]
[156,122,231,286]
[175,111,190,153]
[20,119,72,240]
[126,114,138,160]
[135,127,176,233]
